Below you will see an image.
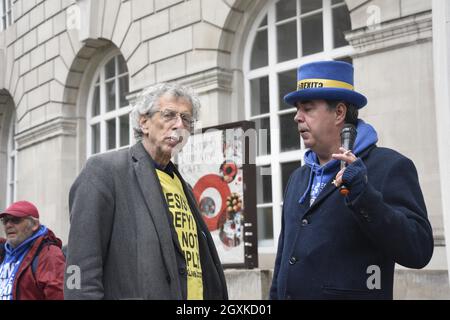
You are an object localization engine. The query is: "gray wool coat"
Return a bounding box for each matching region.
[64,142,228,300]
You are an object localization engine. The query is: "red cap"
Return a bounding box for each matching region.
[0,201,39,219]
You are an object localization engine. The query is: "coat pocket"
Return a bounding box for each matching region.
[322,286,376,300]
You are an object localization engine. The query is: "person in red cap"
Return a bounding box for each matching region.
[0,200,65,300]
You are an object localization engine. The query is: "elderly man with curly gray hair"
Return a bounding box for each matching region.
[65,83,228,300]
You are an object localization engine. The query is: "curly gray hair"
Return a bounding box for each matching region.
[130,83,201,140]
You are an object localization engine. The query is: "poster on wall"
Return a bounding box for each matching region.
[176,121,258,268]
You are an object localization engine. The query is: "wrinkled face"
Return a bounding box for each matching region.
[139,94,193,161]
[294,99,338,152]
[1,215,39,248]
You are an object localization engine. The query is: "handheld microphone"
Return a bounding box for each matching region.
[339,123,357,196]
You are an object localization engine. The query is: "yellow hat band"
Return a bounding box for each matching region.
[297,79,354,91]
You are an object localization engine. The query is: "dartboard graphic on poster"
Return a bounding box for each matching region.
[177,121,258,268]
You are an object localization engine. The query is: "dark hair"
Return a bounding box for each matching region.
[326,100,358,125]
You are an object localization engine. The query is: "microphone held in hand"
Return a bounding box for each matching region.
[339,123,357,196]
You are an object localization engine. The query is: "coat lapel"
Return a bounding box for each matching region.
[130,143,183,286]
[297,167,313,211]
[298,169,339,219]
[307,180,338,212]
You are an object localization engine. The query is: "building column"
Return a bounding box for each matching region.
[14,117,78,243]
[432,0,450,281]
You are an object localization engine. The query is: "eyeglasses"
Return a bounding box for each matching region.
[151,109,194,128]
[1,216,25,225]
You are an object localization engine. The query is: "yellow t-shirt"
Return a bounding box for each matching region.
[156,169,204,300]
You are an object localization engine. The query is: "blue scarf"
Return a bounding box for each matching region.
[0,225,48,300]
[298,120,378,205]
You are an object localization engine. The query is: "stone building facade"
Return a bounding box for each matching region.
[0,0,449,299]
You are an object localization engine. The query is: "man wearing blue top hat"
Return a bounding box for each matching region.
[270,60,433,299]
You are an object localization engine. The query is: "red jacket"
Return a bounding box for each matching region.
[0,228,65,300]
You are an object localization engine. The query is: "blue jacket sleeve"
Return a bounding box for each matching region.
[346,156,434,268]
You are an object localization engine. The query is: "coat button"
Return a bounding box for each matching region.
[301,218,309,226]
[179,267,186,275]
[360,209,371,222]
[289,256,298,265]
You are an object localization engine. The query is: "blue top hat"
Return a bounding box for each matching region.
[284,61,367,109]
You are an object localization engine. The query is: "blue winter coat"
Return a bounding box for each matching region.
[270,145,434,299]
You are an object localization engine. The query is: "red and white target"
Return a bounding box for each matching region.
[193,174,231,231]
